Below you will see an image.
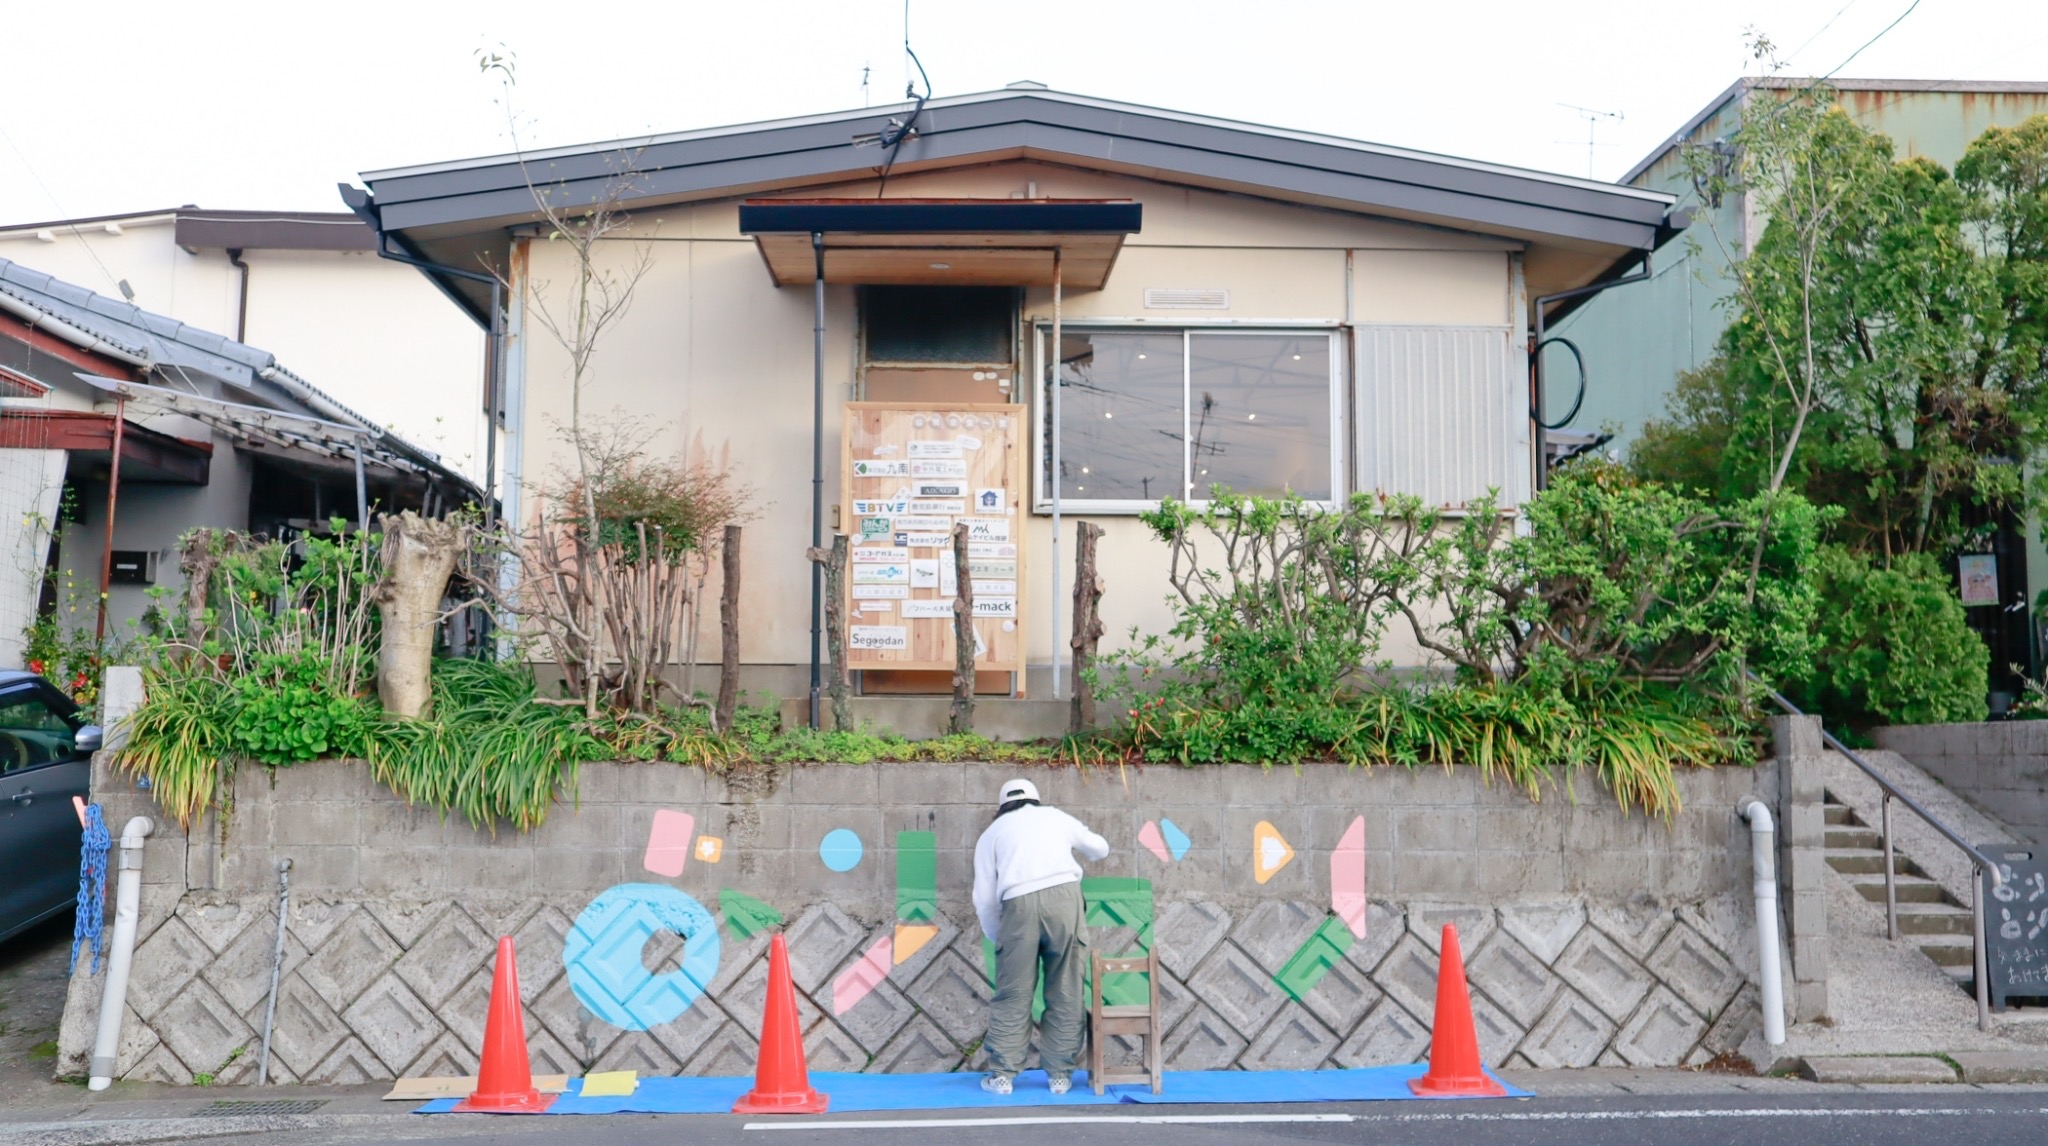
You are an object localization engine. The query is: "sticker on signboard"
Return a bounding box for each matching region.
[1001,619,1015,632]
[974,488,1006,515]
[857,600,893,614]
[852,499,907,516]
[858,517,894,541]
[968,542,1019,559]
[965,518,1010,542]
[940,562,958,596]
[908,500,966,516]
[910,559,939,589]
[910,459,969,479]
[969,560,1017,578]
[850,626,909,651]
[852,584,909,599]
[1959,553,2000,606]
[893,515,952,531]
[900,531,951,548]
[853,564,910,584]
[852,459,910,478]
[915,483,964,498]
[972,598,1018,618]
[975,631,988,657]
[972,580,1017,597]
[872,443,900,456]
[958,434,983,451]
[908,440,964,459]
[853,547,909,563]
[901,600,955,619]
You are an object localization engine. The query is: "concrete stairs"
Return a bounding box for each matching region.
[1823,791,1978,992]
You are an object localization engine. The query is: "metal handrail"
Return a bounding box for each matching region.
[1755,681,2004,1031]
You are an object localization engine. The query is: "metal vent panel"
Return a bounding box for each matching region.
[1143,288,1230,310]
[1355,325,1518,508]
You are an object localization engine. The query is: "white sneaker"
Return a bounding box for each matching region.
[1048,1074,1072,1095]
[981,1073,1013,1095]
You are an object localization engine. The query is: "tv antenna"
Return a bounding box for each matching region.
[1557,103,1624,178]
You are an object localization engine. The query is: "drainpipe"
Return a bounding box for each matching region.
[227,249,251,343]
[809,232,825,729]
[1529,250,1652,490]
[1738,798,1787,1048]
[1049,250,1063,702]
[88,816,155,1091]
[95,396,126,643]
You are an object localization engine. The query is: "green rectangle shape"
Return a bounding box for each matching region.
[718,889,783,941]
[897,830,938,923]
[1080,877,1155,928]
[1273,915,1358,1003]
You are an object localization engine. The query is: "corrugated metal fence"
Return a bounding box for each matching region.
[1353,325,1519,508]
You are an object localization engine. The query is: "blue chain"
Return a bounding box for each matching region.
[70,803,110,975]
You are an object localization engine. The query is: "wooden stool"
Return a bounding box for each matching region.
[1088,947,1162,1094]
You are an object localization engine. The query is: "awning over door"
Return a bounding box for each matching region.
[738,198,1141,288]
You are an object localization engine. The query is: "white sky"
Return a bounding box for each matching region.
[2,0,2045,224]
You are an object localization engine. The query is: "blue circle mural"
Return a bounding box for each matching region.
[563,883,720,1031]
[819,828,864,872]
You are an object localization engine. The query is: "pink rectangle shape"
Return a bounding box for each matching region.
[833,935,894,1015]
[643,809,695,877]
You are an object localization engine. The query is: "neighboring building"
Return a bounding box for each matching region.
[0,208,489,482]
[1548,78,2048,698]
[0,257,478,666]
[345,84,1679,700]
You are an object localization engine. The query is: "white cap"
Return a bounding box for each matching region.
[998,778,1040,805]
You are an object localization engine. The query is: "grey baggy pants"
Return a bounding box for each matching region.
[985,880,1088,1077]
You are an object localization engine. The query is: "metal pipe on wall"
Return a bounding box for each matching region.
[1529,251,1651,490]
[1050,250,1063,702]
[95,396,126,643]
[809,231,826,729]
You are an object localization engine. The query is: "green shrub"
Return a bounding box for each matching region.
[1794,546,1988,725]
[227,650,373,765]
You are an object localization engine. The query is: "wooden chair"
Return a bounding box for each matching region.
[1088,947,1162,1094]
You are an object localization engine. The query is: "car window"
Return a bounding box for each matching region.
[0,692,77,772]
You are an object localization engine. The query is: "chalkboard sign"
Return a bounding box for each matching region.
[1981,844,2048,1009]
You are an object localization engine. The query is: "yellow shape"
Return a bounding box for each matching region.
[579,1070,638,1097]
[695,836,725,863]
[1253,821,1295,885]
[894,922,940,965]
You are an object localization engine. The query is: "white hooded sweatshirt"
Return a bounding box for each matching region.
[972,804,1111,941]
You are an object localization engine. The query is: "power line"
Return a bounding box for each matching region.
[1823,0,1923,80]
[1788,0,1865,62]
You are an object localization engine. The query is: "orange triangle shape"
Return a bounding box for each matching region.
[893,922,940,965]
[1253,821,1295,885]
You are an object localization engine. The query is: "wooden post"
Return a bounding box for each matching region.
[806,533,852,731]
[715,524,742,734]
[950,521,976,735]
[1069,521,1105,734]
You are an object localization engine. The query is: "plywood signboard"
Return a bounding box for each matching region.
[842,402,1026,685]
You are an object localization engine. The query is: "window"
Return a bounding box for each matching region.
[864,286,1015,364]
[1038,327,1338,508]
[0,691,78,772]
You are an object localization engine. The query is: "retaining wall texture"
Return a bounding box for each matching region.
[1875,723,2048,847]
[59,757,1774,1084]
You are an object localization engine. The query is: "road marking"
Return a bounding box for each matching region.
[745,1113,1357,1130]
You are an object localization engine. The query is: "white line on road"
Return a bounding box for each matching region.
[745,1113,1358,1130]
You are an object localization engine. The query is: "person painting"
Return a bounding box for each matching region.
[972,777,1110,1095]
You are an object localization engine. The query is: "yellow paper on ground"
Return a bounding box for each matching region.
[381,1073,572,1100]
[579,1070,639,1097]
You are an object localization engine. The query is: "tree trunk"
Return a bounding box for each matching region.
[176,528,218,663]
[1069,521,1106,734]
[806,534,852,731]
[716,524,743,734]
[375,512,465,718]
[950,522,976,735]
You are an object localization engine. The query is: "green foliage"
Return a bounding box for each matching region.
[226,650,373,766]
[1790,547,1988,726]
[113,669,237,828]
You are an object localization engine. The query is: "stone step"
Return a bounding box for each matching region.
[1918,933,1977,967]
[1799,1055,1958,1084]
[1824,803,1857,825]
[1826,826,1882,849]
[1895,903,1975,936]
[1851,874,1953,904]
[1826,848,1892,875]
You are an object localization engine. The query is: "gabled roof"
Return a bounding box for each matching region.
[0,207,375,252]
[351,85,1680,319]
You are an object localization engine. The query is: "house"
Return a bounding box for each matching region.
[343,83,1680,714]
[0,257,479,667]
[0,208,489,482]
[1546,78,2048,694]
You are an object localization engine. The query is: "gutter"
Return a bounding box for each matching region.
[0,289,150,367]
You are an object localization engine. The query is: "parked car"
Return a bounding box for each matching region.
[0,670,101,944]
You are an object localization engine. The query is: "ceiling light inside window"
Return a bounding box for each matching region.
[929,262,951,270]
[1081,467,1090,474]
[1292,354,1302,360]
[1104,411,1113,419]
[1248,413,1257,420]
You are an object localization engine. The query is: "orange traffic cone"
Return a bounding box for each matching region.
[453,937,557,1114]
[733,932,829,1114]
[1408,923,1506,1098]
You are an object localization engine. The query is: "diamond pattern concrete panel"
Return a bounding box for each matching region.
[532,972,620,1066]
[1553,928,1651,1023]
[1238,1001,1338,1070]
[1292,950,1380,1040]
[511,905,574,1006]
[1344,901,1405,974]
[1589,900,1675,962]
[262,973,349,1078]
[1373,934,1441,1026]
[834,974,919,1053]
[646,993,730,1066]
[284,899,357,951]
[903,952,992,1045]
[1644,922,1745,1018]
[154,980,255,1080]
[1611,986,1708,1067]
[1184,941,1286,1036]
[305,1036,385,1085]
[683,1023,759,1076]
[785,903,869,994]
[1152,901,1231,979]
[1231,900,1324,974]
[1161,1003,1248,1071]
[209,923,308,1018]
[1698,984,1761,1058]
[299,910,402,1012]
[1408,904,1494,954]
[592,1031,683,1076]
[177,899,262,955]
[363,900,448,949]
[403,1029,480,1079]
[723,955,824,1039]
[525,1026,584,1077]
[1468,991,1527,1067]
[395,906,495,1009]
[1517,989,1616,1069]
[1498,901,1586,963]
[1333,998,1431,1067]
[126,1043,192,1085]
[342,973,443,1076]
[1466,932,1561,1028]
[126,915,211,1019]
[869,1015,961,1073]
[804,1017,871,1073]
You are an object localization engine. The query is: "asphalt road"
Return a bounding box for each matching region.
[20,1090,2044,1146]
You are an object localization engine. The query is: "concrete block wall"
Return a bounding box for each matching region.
[1771,715,1829,1022]
[59,756,1777,1083]
[1876,722,2048,847]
